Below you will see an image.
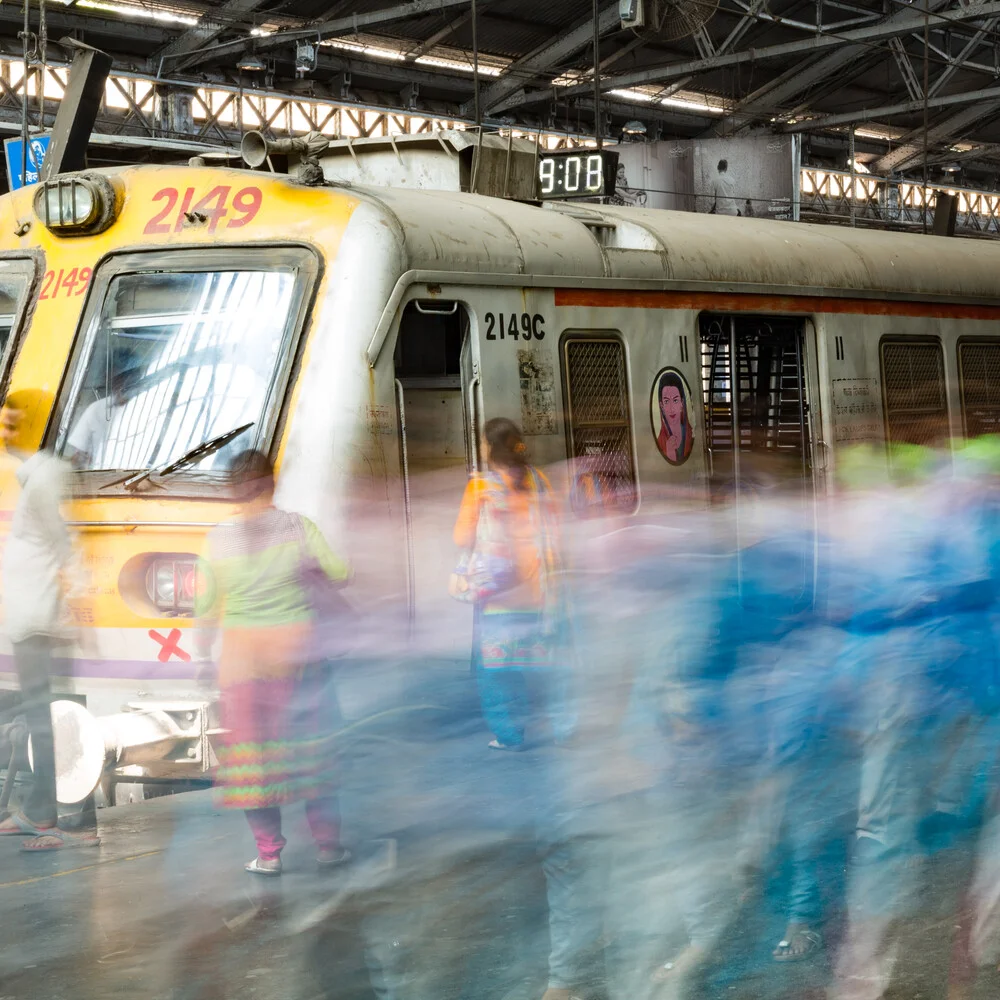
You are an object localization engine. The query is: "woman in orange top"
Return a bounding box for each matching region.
[454,418,566,750]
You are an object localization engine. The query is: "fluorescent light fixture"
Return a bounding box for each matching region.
[608,88,655,103]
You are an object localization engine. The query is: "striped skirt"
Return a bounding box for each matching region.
[215,667,339,810]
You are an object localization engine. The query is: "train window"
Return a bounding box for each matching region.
[958,340,1000,438]
[880,339,948,447]
[50,248,316,490]
[0,259,35,386]
[561,335,637,514]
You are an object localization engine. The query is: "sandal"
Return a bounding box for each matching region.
[245,856,282,877]
[488,739,525,752]
[773,928,822,962]
[317,847,351,871]
[20,829,100,852]
[0,812,54,836]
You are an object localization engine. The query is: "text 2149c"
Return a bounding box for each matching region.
[484,313,545,341]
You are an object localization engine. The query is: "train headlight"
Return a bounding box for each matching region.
[33,175,118,235]
[145,557,198,616]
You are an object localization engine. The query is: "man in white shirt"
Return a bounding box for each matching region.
[64,367,141,470]
[708,159,740,216]
[0,389,99,849]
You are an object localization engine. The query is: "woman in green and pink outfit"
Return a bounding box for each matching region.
[197,450,351,876]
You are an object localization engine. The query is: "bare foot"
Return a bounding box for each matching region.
[772,922,822,961]
[651,942,708,983]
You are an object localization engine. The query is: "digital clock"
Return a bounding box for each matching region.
[537,149,619,200]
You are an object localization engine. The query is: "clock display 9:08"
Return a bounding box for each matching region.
[538,153,605,198]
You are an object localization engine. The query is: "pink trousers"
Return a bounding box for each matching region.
[244,796,341,861]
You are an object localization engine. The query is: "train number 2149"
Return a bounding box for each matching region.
[143,185,263,235]
[485,312,545,341]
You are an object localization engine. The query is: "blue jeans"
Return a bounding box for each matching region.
[476,667,572,747]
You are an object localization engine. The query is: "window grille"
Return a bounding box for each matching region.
[880,340,947,446]
[959,341,1000,438]
[562,337,637,513]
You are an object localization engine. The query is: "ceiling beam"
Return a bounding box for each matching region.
[889,37,924,103]
[555,0,1000,97]
[463,3,621,117]
[0,3,175,49]
[154,0,274,70]
[783,84,1000,132]
[927,20,1000,93]
[873,100,1000,173]
[405,10,475,62]
[164,0,494,69]
[699,0,955,136]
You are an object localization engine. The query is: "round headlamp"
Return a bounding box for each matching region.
[33,174,117,235]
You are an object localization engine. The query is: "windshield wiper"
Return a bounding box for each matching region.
[100,422,255,492]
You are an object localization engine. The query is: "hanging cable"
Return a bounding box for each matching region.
[19,0,30,186]
[38,0,46,131]
[923,0,930,233]
[592,0,601,149]
[471,0,480,129]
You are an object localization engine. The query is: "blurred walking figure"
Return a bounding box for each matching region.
[197,450,351,876]
[453,418,567,750]
[0,389,98,850]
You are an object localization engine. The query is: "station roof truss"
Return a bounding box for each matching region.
[6,0,1000,183]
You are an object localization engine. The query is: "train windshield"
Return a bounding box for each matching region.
[51,248,315,490]
[0,259,35,375]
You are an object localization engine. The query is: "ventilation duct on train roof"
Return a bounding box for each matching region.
[314,130,539,199]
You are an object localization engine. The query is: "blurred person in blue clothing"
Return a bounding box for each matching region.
[591,504,760,1000]
[829,442,1000,1000]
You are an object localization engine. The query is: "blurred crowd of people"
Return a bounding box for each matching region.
[438,419,1000,1000]
[7,392,1000,1000]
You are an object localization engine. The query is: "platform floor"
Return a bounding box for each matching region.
[1,692,1000,1000]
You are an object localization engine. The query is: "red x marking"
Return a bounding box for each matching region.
[149,628,191,663]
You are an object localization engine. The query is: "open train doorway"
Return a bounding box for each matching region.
[394,300,477,652]
[700,314,817,598]
[700,314,813,502]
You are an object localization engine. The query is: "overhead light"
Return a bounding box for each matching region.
[238,54,265,72]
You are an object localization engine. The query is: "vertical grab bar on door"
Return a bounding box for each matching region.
[729,316,744,601]
[468,375,482,471]
[394,379,416,631]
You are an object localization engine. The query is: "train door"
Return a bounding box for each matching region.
[700,313,817,601]
[700,314,814,502]
[393,299,477,649]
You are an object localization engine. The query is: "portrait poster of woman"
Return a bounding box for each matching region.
[650,367,695,466]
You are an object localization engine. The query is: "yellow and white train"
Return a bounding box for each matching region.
[0,132,997,789]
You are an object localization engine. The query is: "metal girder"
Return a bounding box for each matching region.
[314,49,478,96]
[167,0,494,68]
[699,0,954,136]
[927,18,1000,93]
[405,10,475,62]
[782,83,1000,131]
[889,37,923,103]
[874,99,1000,173]
[0,3,174,48]
[562,0,1000,96]
[652,0,765,101]
[492,0,767,117]
[465,3,620,117]
[155,0,275,71]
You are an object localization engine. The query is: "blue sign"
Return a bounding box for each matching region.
[4,134,51,190]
